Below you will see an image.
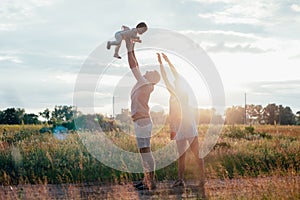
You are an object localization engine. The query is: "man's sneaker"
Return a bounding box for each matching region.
[198,180,206,198]
[136,182,156,191]
[114,54,121,59]
[133,181,143,188]
[106,41,111,50]
[171,179,185,188]
[198,180,206,187]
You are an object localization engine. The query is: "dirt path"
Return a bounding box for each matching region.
[1,176,299,199]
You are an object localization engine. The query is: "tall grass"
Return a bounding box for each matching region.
[0,125,299,186]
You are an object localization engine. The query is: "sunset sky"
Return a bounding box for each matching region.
[1,0,300,116]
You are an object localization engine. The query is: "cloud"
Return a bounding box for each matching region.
[61,55,87,61]
[185,0,300,41]
[0,88,24,108]
[197,0,279,26]
[181,30,260,43]
[55,73,77,84]
[0,54,23,63]
[289,54,300,60]
[291,4,300,12]
[239,80,300,112]
[180,30,273,53]
[205,42,271,53]
[1,0,300,114]
[198,13,262,25]
[0,81,73,111]
[244,80,300,97]
[190,0,231,3]
[0,24,17,31]
[0,66,79,111]
[0,0,55,21]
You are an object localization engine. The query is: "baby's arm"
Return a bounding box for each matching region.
[131,37,142,43]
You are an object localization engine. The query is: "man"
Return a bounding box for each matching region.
[126,39,160,190]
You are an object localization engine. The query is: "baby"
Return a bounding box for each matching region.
[107,22,148,59]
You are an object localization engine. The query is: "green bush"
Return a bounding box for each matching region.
[225,126,272,140]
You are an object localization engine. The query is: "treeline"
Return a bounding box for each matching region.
[150,103,300,126]
[0,106,114,131]
[0,106,74,125]
[0,103,300,126]
[197,103,299,125]
[225,103,300,125]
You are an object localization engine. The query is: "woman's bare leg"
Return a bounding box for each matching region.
[190,137,205,181]
[176,140,187,180]
[189,137,206,197]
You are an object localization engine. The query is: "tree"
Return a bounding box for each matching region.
[225,106,245,124]
[198,109,213,124]
[23,113,39,124]
[51,105,74,125]
[74,113,111,131]
[115,109,131,123]
[39,108,50,123]
[0,108,24,124]
[246,104,263,124]
[262,103,278,125]
[0,111,3,124]
[279,106,295,125]
[296,111,300,125]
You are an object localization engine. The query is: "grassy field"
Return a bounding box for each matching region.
[0,124,299,199]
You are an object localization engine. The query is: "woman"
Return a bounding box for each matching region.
[157,53,205,193]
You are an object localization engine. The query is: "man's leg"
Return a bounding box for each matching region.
[138,147,156,190]
[134,118,156,190]
[139,147,155,181]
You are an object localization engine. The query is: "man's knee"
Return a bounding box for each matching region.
[139,147,150,153]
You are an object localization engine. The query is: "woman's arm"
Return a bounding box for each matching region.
[157,53,174,93]
[162,53,179,79]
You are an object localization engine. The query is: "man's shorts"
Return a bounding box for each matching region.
[134,118,152,148]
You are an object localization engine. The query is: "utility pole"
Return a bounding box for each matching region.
[112,96,115,119]
[244,93,247,125]
[278,106,281,125]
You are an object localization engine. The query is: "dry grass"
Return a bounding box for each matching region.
[0,124,299,199]
[0,175,299,199]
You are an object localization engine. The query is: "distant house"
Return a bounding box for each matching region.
[115,109,131,123]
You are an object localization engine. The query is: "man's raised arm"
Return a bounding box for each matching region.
[126,39,144,82]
